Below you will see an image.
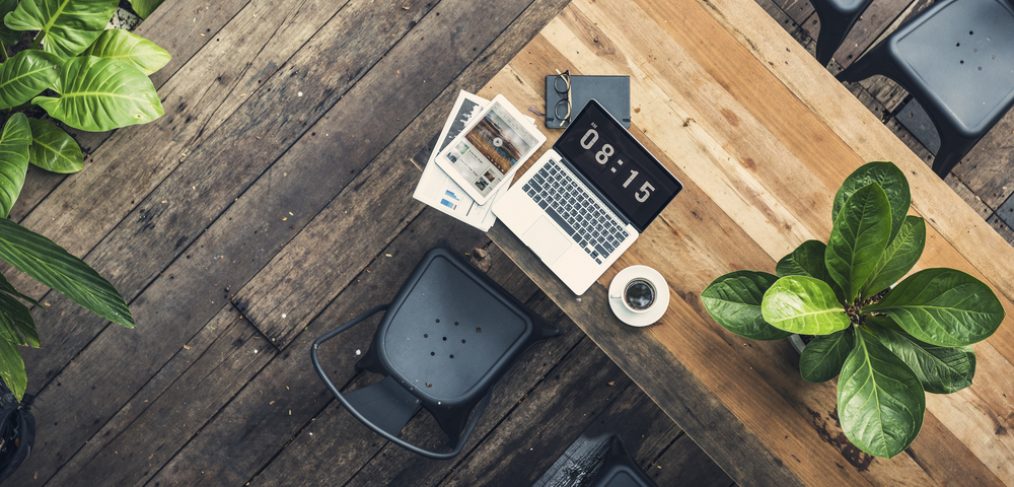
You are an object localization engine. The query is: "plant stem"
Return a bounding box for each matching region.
[0,41,7,62]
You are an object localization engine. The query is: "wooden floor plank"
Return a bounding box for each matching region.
[9,0,253,222]
[17,0,361,392]
[44,308,275,486]
[437,340,642,486]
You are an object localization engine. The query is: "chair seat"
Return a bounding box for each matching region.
[890,0,1014,135]
[375,251,532,406]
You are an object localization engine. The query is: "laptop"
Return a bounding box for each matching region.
[493,101,682,295]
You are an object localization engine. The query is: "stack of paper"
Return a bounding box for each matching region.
[412,91,539,231]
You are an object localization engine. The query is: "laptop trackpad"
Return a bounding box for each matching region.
[524,216,570,263]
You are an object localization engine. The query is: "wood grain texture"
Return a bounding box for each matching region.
[480,0,1014,484]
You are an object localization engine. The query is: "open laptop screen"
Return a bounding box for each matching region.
[554,100,681,232]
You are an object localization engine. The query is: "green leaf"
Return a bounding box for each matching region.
[0,113,31,218]
[701,271,791,340]
[799,328,854,382]
[825,184,892,302]
[28,117,82,173]
[0,292,38,347]
[838,327,924,458]
[870,319,975,393]
[761,275,851,335]
[127,0,162,19]
[4,0,119,56]
[0,337,25,400]
[868,268,1004,347]
[0,218,133,327]
[834,162,910,239]
[0,49,60,109]
[85,29,171,75]
[863,216,925,296]
[777,240,831,281]
[0,271,38,305]
[33,56,164,132]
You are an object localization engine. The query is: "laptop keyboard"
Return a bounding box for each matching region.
[522,159,629,264]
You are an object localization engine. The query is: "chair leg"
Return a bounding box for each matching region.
[932,135,977,178]
[837,43,890,82]
[815,17,851,66]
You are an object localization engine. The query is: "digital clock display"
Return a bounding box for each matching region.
[554,101,682,231]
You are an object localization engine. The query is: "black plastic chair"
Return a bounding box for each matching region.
[837,0,1014,177]
[311,247,558,459]
[811,0,873,65]
[533,434,656,487]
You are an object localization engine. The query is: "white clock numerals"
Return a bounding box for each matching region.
[635,181,655,202]
[595,144,614,165]
[580,128,599,149]
[623,169,639,188]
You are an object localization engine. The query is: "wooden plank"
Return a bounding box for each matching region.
[952,110,1014,210]
[437,346,681,486]
[17,0,362,391]
[147,219,538,485]
[647,434,734,487]
[4,150,421,484]
[483,0,1014,483]
[9,0,254,222]
[42,307,275,486]
[15,0,436,395]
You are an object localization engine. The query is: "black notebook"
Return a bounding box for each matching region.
[545,74,630,129]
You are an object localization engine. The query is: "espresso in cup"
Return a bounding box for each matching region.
[623,278,656,313]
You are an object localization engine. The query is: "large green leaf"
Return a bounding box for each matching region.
[0,291,38,347]
[870,319,975,393]
[85,29,171,75]
[863,216,925,297]
[0,218,133,327]
[33,56,164,132]
[0,113,30,218]
[825,184,892,302]
[4,0,119,56]
[0,337,25,400]
[834,162,910,239]
[701,271,791,340]
[0,49,60,109]
[28,117,82,173]
[799,328,854,382]
[761,275,851,335]
[127,0,162,19]
[868,268,1004,347]
[838,327,924,457]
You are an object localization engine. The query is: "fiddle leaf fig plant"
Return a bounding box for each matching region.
[0,0,166,400]
[701,162,1005,458]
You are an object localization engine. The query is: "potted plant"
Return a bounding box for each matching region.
[701,162,1005,458]
[0,0,169,477]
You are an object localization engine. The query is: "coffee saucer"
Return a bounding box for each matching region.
[608,265,669,327]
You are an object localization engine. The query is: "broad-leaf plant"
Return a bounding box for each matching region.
[0,0,170,400]
[701,162,1005,458]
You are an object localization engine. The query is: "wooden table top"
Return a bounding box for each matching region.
[479,0,1014,484]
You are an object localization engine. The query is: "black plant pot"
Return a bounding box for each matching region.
[0,383,34,482]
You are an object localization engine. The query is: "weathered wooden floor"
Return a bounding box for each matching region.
[3,0,733,485]
[2,0,1009,486]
